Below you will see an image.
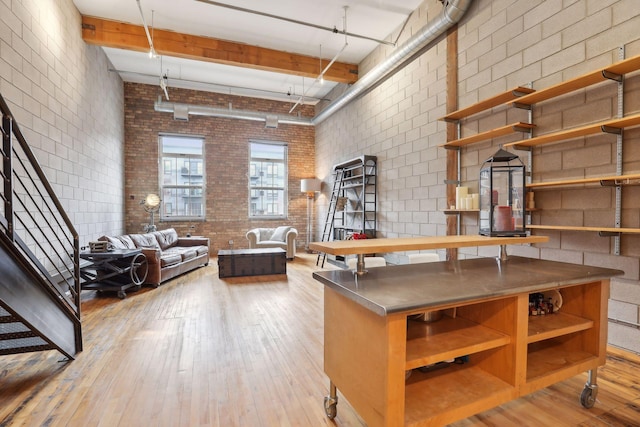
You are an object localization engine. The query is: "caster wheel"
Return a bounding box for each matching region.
[580,386,597,408]
[324,396,337,419]
[117,291,126,299]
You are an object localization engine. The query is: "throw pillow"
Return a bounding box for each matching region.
[270,226,291,242]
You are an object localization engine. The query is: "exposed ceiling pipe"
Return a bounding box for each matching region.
[194,0,395,47]
[154,100,314,126]
[153,0,472,127]
[312,0,473,125]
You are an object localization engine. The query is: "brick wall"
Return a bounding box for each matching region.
[315,1,640,353]
[124,83,315,253]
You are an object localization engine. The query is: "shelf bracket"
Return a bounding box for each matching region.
[512,88,532,97]
[601,70,622,82]
[598,231,622,237]
[512,102,531,110]
[601,125,622,135]
[513,124,534,134]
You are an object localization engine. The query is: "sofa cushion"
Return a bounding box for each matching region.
[165,246,197,262]
[129,233,161,249]
[160,253,182,267]
[153,228,179,250]
[100,234,135,249]
[270,226,291,242]
[195,245,208,256]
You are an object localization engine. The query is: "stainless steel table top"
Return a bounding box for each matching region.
[312,256,623,316]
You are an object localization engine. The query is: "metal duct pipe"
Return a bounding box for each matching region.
[312,0,472,125]
[154,101,315,126]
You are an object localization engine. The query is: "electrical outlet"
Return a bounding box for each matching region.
[228,239,234,245]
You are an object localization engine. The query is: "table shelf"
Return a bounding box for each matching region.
[404,364,515,427]
[406,315,511,370]
[527,312,594,344]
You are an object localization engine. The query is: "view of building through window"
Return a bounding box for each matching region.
[159,134,205,220]
[249,141,287,218]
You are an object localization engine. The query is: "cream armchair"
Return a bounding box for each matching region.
[246,226,298,259]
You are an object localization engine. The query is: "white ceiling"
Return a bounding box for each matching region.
[72,0,424,104]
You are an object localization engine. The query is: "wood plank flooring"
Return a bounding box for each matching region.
[0,253,639,426]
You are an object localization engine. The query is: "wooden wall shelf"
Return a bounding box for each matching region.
[504,112,640,149]
[527,224,640,234]
[527,173,640,188]
[441,86,535,122]
[511,53,640,107]
[442,122,535,149]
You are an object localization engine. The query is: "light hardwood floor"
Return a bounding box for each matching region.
[1,253,639,426]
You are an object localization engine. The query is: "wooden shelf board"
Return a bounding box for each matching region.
[527,173,640,188]
[442,122,535,149]
[308,235,549,256]
[526,345,597,383]
[528,224,640,234]
[440,86,535,122]
[505,112,640,149]
[404,364,515,427]
[512,54,640,106]
[406,316,511,370]
[527,312,594,344]
[443,209,480,214]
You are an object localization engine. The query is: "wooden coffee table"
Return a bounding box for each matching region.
[217,248,286,278]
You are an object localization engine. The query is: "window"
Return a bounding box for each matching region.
[159,134,205,220]
[249,141,287,218]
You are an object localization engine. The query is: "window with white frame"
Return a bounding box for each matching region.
[249,141,287,218]
[159,134,205,220]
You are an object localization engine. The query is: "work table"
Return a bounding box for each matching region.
[312,234,623,426]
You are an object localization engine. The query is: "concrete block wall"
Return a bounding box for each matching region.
[123,83,315,253]
[315,0,640,353]
[0,0,124,244]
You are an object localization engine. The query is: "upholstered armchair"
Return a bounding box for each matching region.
[246,226,298,259]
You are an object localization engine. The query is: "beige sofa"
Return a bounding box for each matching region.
[99,228,209,287]
[246,226,298,259]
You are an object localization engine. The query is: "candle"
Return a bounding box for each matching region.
[494,205,514,231]
[455,186,468,210]
[471,193,479,210]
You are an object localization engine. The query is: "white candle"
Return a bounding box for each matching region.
[455,186,468,210]
[471,193,479,209]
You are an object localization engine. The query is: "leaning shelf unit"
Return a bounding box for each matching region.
[332,155,377,241]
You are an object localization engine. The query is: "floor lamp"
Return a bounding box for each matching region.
[301,178,321,252]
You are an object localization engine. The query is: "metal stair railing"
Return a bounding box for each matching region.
[0,92,82,359]
[316,168,344,267]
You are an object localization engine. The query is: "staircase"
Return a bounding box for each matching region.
[0,93,82,360]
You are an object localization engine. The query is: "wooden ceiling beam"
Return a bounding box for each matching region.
[81,16,358,84]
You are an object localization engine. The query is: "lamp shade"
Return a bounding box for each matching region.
[301,178,321,193]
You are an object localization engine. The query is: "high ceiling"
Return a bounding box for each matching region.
[72,0,424,106]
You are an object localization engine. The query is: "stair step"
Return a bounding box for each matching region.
[0,343,55,356]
